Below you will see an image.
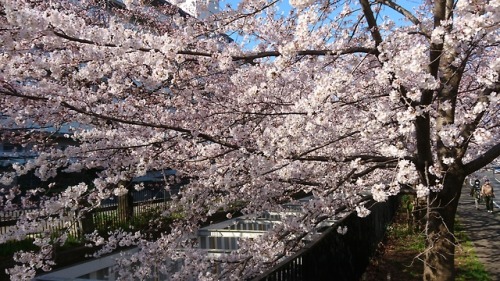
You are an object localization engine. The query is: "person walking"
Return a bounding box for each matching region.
[480,179,495,213]
[470,179,481,210]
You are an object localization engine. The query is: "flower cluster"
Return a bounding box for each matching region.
[0,0,498,279]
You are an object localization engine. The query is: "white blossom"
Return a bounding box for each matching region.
[289,0,316,9]
[0,0,498,278]
[337,226,348,235]
[371,184,388,202]
[416,184,430,198]
[356,205,371,218]
[113,186,129,197]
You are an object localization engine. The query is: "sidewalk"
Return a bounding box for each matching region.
[457,170,500,279]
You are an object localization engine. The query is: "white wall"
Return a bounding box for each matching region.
[170,0,219,19]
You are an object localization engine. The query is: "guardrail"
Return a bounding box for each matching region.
[252,195,399,281]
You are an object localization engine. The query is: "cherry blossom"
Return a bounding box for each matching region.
[0,0,498,280]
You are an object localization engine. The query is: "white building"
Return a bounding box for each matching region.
[169,0,219,19]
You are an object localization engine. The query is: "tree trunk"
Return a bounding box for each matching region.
[423,174,465,281]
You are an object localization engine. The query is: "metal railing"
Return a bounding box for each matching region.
[252,196,398,281]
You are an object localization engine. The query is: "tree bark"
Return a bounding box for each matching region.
[423,173,465,281]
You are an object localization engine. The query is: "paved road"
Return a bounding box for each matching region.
[457,169,500,279]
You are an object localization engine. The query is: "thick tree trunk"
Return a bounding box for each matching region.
[423,174,465,281]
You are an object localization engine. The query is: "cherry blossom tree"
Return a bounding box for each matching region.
[0,0,499,280]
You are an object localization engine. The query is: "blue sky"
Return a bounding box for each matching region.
[219,0,418,22]
[218,0,418,49]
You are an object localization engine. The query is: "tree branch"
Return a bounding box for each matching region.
[292,131,360,159]
[359,0,383,50]
[231,47,378,61]
[352,161,398,179]
[463,142,500,176]
[293,154,400,164]
[375,0,421,26]
[0,83,247,152]
[51,29,376,63]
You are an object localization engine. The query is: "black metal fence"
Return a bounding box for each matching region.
[2,193,398,281]
[252,196,399,281]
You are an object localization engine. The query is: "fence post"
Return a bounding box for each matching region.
[80,210,95,236]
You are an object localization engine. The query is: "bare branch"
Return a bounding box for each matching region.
[375,0,421,26]
[359,0,383,49]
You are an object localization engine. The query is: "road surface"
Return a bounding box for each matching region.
[457,168,500,279]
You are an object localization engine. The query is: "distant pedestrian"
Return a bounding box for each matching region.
[470,179,481,210]
[480,179,495,213]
